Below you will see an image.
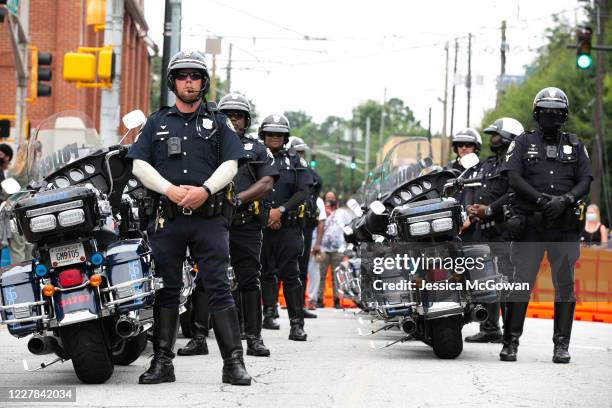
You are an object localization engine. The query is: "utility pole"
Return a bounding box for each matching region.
[365,116,371,183]
[161,0,181,107]
[442,41,449,164]
[8,0,29,145]
[226,43,233,93]
[350,128,355,193]
[592,0,610,221]
[100,0,124,146]
[211,54,217,101]
[496,20,507,107]
[449,39,458,140]
[378,87,386,160]
[336,126,344,194]
[466,33,472,127]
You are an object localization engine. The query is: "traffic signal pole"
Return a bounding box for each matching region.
[4,0,30,145]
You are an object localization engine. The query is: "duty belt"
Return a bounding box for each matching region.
[160,186,235,220]
[232,201,263,227]
[280,204,306,228]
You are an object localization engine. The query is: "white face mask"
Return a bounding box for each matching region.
[586,213,597,222]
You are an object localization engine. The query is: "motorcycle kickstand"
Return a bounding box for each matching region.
[369,335,412,350]
[23,356,67,372]
[357,323,398,336]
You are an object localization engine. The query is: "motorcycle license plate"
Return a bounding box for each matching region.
[49,242,86,267]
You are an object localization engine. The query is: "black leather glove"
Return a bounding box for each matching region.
[542,194,572,219]
[536,194,552,208]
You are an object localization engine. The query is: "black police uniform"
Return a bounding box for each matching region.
[229,136,278,353]
[128,105,245,311]
[466,154,512,340]
[447,158,479,242]
[299,168,322,301]
[260,150,313,337]
[500,129,592,359]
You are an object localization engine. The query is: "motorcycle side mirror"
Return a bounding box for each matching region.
[369,200,386,216]
[1,178,21,195]
[122,110,146,130]
[459,152,479,170]
[347,198,363,217]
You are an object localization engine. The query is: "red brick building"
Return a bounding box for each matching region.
[0,0,156,135]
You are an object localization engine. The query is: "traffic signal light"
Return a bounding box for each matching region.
[576,27,593,70]
[309,154,317,168]
[350,156,356,170]
[0,119,9,139]
[30,49,53,98]
[63,46,115,89]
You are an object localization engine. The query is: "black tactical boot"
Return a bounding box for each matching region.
[285,285,307,341]
[232,290,246,339]
[499,302,528,362]
[178,287,209,356]
[211,307,252,386]
[242,289,270,357]
[302,285,317,318]
[466,303,502,343]
[552,302,575,364]
[139,306,179,384]
[262,306,280,330]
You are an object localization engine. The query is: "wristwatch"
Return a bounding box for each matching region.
[485,206,493,217]
[278,205,286,214]
[235,196,243,208]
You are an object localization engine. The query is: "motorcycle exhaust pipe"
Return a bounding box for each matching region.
[27,335,60,356]
[400,316,417,335]
[115,317,140,338]
[471,305,489,323]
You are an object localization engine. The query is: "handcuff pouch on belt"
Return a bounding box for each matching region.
[232,200,268,227]
[280,204,306,228]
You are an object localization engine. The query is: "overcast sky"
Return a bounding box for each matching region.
[143,0,585,134]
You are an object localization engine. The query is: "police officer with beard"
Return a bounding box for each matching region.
[464,117,524,343]
[128,51,251,385]
[500,87,592,363]
[259,115,313,340]
[286,136,322,319]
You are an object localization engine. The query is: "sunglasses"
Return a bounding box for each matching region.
[455,142,475,148]
[175,72,203,81]
[226,112,246,119]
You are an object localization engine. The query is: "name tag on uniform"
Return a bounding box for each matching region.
[202,118,213,129]
[244,143,253,151]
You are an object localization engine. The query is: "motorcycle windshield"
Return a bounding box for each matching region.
[377,137,434,199]
[28,111,103,183]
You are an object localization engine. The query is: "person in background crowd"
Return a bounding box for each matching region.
[312,192,352,309]
[306,194,326,310]
[580,204,608,246]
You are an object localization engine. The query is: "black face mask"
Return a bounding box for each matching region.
[327,200,337,207]
[490,142,505,154]
[538,111,564,136]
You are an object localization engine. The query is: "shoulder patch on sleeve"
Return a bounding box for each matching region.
[300,157,308,167]
[507,140,515,154]
[584,145,589,159]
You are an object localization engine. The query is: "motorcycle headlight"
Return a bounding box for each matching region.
[409,221,430,236]
[58,209,85,227]
[432,218,453,232]
[30,214,56,232]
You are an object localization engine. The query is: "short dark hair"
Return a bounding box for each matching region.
[0,144,13,161]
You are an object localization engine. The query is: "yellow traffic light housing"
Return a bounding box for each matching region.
[97,46,115,81]
[63,45,114,89]
[63,52,97,82]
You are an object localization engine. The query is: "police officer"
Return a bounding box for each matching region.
[464,117,524,343]
[259,115,313,340]
[448,128,482,242]
[500,87,592,363]
[128,51,251,385]
[287,136,322,319]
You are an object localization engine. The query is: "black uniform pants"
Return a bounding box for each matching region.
[229,222,263,291]
[260,226,304,307]
[149,213,234,312]
[509,227,579,302]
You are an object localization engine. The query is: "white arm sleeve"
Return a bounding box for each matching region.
[203,160,238,194]
[132,159,172,195]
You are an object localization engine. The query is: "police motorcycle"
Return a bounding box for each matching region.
[0,110,165,384]
[343,137,499,359]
